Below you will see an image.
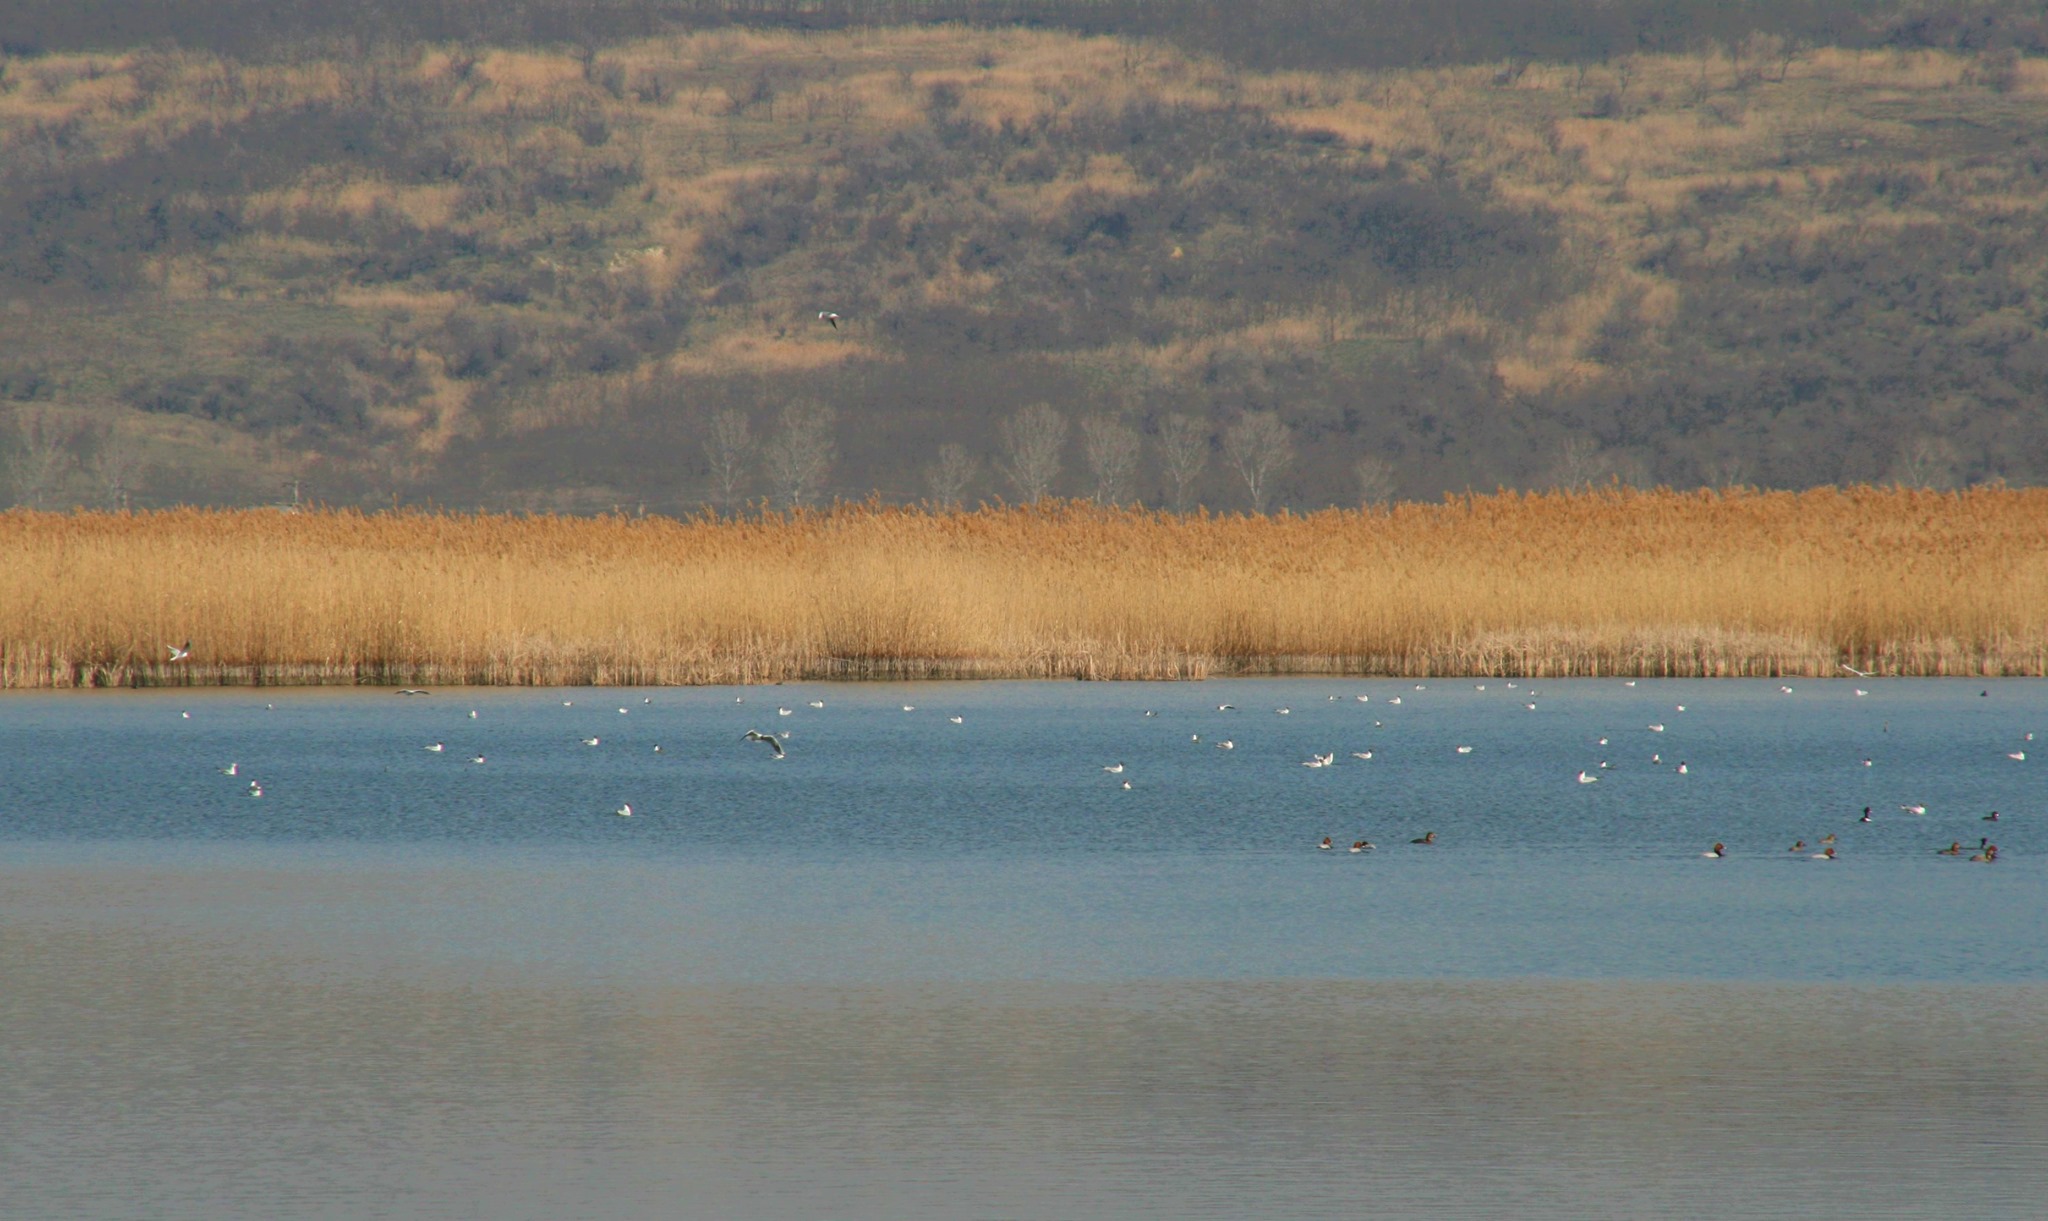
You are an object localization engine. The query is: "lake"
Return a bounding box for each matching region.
[3,679,2044,1218]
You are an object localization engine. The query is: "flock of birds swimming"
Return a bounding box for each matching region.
[1275,669,2020,865]
[172,640,2027,859]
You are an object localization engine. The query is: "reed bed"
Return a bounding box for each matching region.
[5,487,2048,688]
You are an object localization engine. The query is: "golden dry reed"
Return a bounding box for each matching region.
[5,487,2048,688]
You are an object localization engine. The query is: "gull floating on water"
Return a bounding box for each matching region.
[1217,704,1236,712]
[744,729,785,758]
[779,707,793,716]
[948,715,964,724]
[582,736,600,747]
[1648,723,1665,733]
[470,754,486,764]
[397,689,429,696]
[1577,770,1598,784]
[220,762,238,775]
[1275,707,1291,715]
[1216,740,1235,750]
[616,803,633,817]
[1302,753,1334,768]
[1351,751,1373,760]
[1104,763,1124,773]
[2008,751,2026,761]
[1120,780,1132,789]
[1455,745,1473,755]
[1900,803,1926,815]
[468,710,478,719]
[809,700,825,709]
[424,743,444,753]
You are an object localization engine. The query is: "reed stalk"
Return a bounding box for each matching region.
[4,488,2046,687]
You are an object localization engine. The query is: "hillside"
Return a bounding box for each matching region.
[1,15,2046,511]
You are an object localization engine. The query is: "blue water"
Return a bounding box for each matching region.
[4,679,2045,1219]
[4,678,2040,983]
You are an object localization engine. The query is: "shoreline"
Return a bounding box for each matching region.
[10,642,2044,689]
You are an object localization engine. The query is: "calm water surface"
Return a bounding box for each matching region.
[3,679,2044,1218]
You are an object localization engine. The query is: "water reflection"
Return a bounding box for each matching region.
[5,912,2043,1220]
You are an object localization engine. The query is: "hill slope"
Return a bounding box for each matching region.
[1,24,2045,510]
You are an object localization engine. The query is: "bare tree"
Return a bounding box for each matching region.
[1155,412,1208,513]
[1080,415,1141,506]
[1889,436,1962,490]
[5,409,75,509]
[923,442,979,509]
[998,403,1067,502]
[760,401,837,508]
[1551,436,1603,490]
[1353,454,1398,507]
[702,408,753,511]
[1221,411,1292,514]
[93,421,144,511]
[1701,453,1752,490]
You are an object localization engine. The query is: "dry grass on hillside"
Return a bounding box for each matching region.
[6,29,2043,461]
[5,487,2047,687]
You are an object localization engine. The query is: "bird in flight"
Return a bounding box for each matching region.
[166,641,192,662]
[744,729,786,758]
[1841,662,1874,678]
[818,310,841,329]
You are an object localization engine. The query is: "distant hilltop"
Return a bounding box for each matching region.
[2,4,2045,513]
